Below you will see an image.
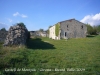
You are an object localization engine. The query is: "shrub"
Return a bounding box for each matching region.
[0,28,6,31]
[27,31,30,39]
[26,32,30,44]
[17,22,26,28]
[55,23,60,36]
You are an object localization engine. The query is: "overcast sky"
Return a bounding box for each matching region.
[0,0,100,31]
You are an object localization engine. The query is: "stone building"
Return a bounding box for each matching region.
[30,31,47,37]
[49,19,87,40]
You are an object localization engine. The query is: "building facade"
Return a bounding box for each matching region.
[30,31,47,37]
[49,19,87,40]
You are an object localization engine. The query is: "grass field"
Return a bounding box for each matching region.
[0,35,100,75]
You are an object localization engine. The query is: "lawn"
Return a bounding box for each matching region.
[0,35,100,75]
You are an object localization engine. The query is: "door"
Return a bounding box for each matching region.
[65,32,68,39]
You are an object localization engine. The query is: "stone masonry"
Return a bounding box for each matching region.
[49,19,87,40]
[3,24,28,46]
[0,30,8,42]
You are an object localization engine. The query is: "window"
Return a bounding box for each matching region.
[60,32,61,36]
[81,25,83,29]
[67,25,68,28]
[65,32,66,36]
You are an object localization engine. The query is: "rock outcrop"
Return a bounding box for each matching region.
[4,23,28,46]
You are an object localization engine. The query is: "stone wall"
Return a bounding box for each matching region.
[4,24,28,46]
[60,19,87,39]
[0,30,8,42]
[49,19,87,40]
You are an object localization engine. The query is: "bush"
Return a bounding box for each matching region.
[97,25,100,34]
[27,32,30,39]
[86,24,99,35]
[17,22,26,28]
[0,28,6,31]
[26,32,30,44]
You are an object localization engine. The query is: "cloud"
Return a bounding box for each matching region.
[21,14,27,18]
[8,18,13,22]
[80,13,100,26]
[13,12,19,16]
[13,12,28,18]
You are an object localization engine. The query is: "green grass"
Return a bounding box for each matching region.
[0,35,100,75]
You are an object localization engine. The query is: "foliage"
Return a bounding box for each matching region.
[0,28,6,31]
[45,29,49,36]
[48,29,50,35]
[49,25,52,28]
[17,22,26,28]
[26,31,30,43]
[97,25,100,34]
[86,24,93,35]
[48,25,52,35]
[86,24,100,35]
[55,23,60,36]
[0,35,100,75]
[92,26,98,35]
[39,29,44,32]
[28,31,30,39]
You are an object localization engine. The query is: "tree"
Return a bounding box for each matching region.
[49,26,52,28]
[86,24,100,35]
[97,25,100,34]
[39,29,44,32]
[27,31,30,39]
[92,26,98,35]
[0,28,6,31]
[86,24,93,35]
[17,22,26,28]
[48,25,52,35]
[45,29,49,34]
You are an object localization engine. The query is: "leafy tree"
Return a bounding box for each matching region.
[48,25,52,35]
[49,26,52,28]
[45,29,49,34]
[17,22,26,28]
[92,26,98,35]
[45,29,50,35]
[27,31,30,42]
[39,29,44,32]
[86,24,93,35]
[97,25,100,34]
[0,28,6,31]
[86,24,100,35]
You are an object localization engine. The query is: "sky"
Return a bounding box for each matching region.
[0,0,100,31]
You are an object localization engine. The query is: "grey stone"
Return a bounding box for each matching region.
[59,19,87,39]
[0,30,8,42]
[3,24,28,46]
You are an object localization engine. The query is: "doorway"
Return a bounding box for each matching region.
[65,32,67,37]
